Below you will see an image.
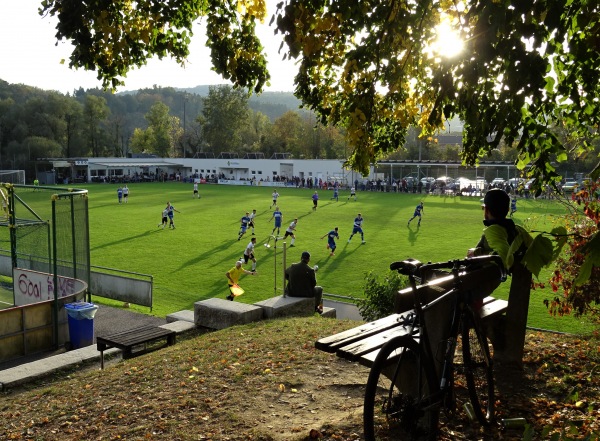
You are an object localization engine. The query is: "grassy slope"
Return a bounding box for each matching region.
[81,182,593,334]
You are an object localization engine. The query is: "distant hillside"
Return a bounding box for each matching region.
[180,85,304,121]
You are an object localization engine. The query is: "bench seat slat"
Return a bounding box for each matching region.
[97,326,175,350]
[96,325,177,368]
[356,337,421,369]
[336,324,417,363]
[315,295,508,369]
[315,312,414,353]
[479,297,508,321]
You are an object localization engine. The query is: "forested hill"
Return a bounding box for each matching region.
[182,87,304,121]
[118,85,304,121]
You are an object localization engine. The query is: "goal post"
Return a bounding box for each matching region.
[0,170,25,185]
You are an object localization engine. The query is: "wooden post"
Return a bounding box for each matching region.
[491,263,532,371]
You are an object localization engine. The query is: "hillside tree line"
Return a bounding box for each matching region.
[0,81,352,174]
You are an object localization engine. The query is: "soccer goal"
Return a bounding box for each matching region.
[0,170,25,185]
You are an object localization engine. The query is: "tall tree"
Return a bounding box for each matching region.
[133,101,183,157]
[200,86,250,152]
[41,0,269,92]
[83,95,110,157]
[41,0,600,183]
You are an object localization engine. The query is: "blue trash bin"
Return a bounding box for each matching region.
[65,302,98,349]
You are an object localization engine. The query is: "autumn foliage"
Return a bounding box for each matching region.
[546,180,600,320]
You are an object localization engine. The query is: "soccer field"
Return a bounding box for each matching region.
[83,182,592,334]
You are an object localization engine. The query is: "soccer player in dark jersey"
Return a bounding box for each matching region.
[408,201,424,226]
[238,211,251,240]
[348,213,366,244]
[321,227,339,256]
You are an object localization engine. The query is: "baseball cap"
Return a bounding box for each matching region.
[301,251,311,260]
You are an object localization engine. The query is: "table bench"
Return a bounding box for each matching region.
[315,296,508,368]
[96,325,177,369]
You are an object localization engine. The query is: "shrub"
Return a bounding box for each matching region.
[357,270,409,322]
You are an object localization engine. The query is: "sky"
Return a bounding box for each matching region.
[0,0,296,94]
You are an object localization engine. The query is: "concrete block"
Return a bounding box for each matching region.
[321,307,336,319]
[194,298,263,330]
[166,310,195,323]
[160,320,196,333]
[254,295,314,319]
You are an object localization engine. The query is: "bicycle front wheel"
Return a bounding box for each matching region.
[364,337,439,441]
[462,315,495,425]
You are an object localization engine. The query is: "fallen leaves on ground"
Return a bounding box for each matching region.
[0,318,598,440]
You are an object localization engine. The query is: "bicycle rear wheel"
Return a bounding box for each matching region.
[364,337,439,441]
[461,315,495,425]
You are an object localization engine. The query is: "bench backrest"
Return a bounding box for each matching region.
[393,262,504,314]
[393,262,505,377]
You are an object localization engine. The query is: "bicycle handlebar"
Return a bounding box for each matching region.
[390,255,507,280]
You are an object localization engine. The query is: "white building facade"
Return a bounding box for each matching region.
[58,157,371,187]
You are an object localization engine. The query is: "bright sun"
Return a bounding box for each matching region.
[431,22,464,58]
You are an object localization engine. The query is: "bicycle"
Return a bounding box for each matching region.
[363,255,507,440]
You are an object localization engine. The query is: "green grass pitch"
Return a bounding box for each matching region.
[73,182,593,334]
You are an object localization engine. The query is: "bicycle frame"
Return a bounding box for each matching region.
[394,256,503,414]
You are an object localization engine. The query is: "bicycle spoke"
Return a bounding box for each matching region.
[364,338,439,441]
[462,318,495,425]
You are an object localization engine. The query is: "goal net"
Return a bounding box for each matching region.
[0,170,25,185]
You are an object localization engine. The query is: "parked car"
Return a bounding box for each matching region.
[420,177,436,186]
[491,178,506,186]
[435,176,455,185]
[562,180,579,192]
[507,178,524,188]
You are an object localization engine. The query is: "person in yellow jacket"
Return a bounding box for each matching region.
[468,188,532,271]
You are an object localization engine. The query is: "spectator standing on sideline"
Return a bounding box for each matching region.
[321,227,339,256]
[243,237,258,272]
[408,201,424,226]
[348,186,357,201]
[225,260,256,301]
[158,206,168,229]
[248,209,257,235]
[166,202,180,229]
[348,213,366,244]
[123,185,129,203]
[117,187,123,204]
[238,211,251,240]
[270,206,283,236]
[285,251,323,313]
[283,218,298,247]
[271,190,280,209]
[312,191,319,211]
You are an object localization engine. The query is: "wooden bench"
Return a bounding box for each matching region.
[315,296,508,368]
[96,325,177,369]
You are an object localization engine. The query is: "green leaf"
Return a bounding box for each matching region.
[522,235,554,277]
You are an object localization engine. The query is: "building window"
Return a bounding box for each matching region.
[273,171,278,176]
[258,171,262,175]
[251,170,256,174]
